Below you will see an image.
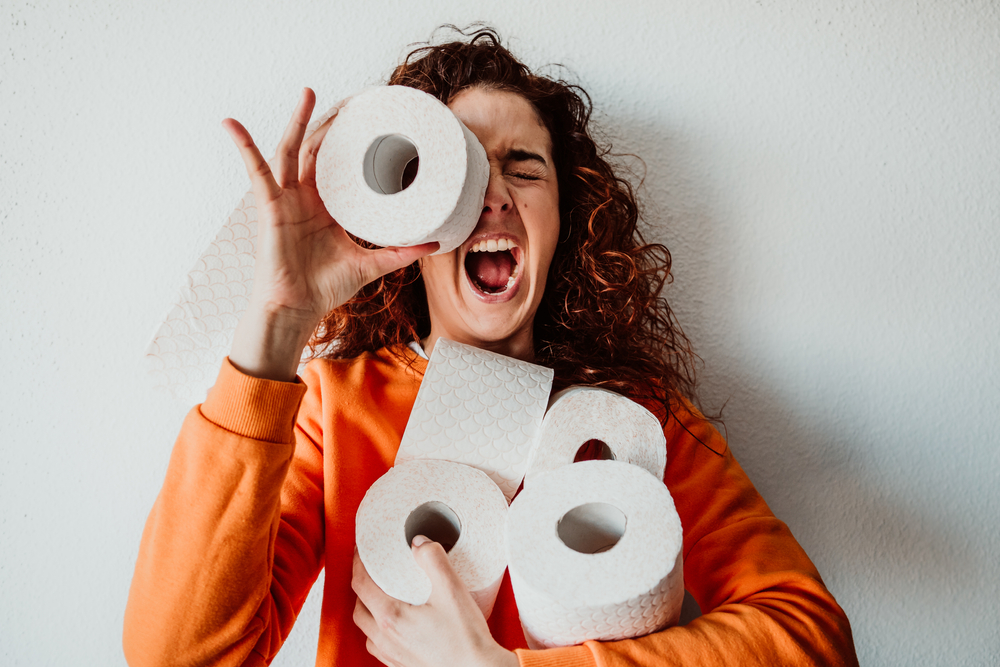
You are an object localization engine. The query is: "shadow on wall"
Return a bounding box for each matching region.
[710,375,984,660]
[610,113,986,659]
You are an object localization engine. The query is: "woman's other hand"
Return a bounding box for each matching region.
[352,539,518,667]
[223,88,438,381]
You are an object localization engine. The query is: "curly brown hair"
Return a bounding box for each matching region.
[312,26,698,410]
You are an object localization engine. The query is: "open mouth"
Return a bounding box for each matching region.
[464,238,521,297]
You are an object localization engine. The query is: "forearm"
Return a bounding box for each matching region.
[584,586,854,666]
[512,575,854,667]
[230,305,317,382]
[512,575,855,667]
[123,362,309,667]
[512,398,858,667]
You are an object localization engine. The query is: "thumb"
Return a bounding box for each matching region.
[361,241,440,285]
[411,535,465,601]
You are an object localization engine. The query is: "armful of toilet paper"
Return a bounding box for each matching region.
[220,88,439,382]
[352,542,518,667]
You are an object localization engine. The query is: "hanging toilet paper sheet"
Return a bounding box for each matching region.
[144,99,347,402]
[144,189,260,404]
[395,338,554,501]
[315,85,489,254]
[355,458,509,618]
[525,386,667,484]
[505,460,684,649]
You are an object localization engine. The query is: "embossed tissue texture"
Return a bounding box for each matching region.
[396,338,554,501]
[526,386,667,484]
[506,460,685,649]
[145,191,260,404]
[144,102,343,402]
[315,86,489,253]
[356,459,509,618]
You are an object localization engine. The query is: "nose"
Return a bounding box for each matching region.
[481,166,512,216]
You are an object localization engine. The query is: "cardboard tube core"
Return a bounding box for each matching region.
[364,133,420,194]
[405,501,461,553]
[573,439,616,463]
[557,502,627,554]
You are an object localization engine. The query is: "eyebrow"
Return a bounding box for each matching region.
[504,148,548,166]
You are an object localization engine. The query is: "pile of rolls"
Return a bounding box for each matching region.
[357,338,684,649]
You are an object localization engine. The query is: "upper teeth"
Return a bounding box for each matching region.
[469,238,517,253]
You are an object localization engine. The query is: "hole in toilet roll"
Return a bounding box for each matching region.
[557,502,627,554]
[363,134,420,195]
[404,501,461,553]
[401,156,419,190]
[573,439,616,463]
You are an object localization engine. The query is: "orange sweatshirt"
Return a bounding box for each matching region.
[124,346,858,667]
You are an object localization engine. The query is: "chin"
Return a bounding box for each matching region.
[422,235,548,357]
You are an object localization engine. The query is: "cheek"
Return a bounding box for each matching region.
[522,194,561,272]
[536,210,561,272]
[421,255,455,279]
[419,257,452,298]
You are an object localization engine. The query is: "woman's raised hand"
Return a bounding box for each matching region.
[223,88,438,381]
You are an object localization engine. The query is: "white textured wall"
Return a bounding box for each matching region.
[2,1,997,665]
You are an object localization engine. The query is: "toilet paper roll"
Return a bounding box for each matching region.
[395,338,554,501]
[525,386,667,484]
[316,86,489,254]
[355,459,509,618]
[506,460,684,649]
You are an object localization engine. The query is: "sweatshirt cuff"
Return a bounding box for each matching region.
[200,357,308,444]
[515,645,596,667]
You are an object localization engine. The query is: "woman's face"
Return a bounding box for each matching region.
[420,87,561,361]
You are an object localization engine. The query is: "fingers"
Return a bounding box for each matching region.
[365,637,390,665]
[300,94,353,187]
[353,550,410,665]
[359,242,441,286]
[299,111,338,188]
[311,93,352,130]
[273,88,316,188]
[354,600,394,665]
[411,535,467,604]
[222,118,282,201]
[352,548,403,621]
[352,597,377,641]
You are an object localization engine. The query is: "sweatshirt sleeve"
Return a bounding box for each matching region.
[513,400,858,667]
[123,359,324,667]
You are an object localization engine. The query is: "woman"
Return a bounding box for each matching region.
[124,28,858,667]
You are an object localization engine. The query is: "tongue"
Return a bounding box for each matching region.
[466,251,515,293]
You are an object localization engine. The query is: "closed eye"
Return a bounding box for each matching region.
[502,149,548,182]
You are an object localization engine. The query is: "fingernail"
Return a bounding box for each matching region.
[411,535,430,547]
